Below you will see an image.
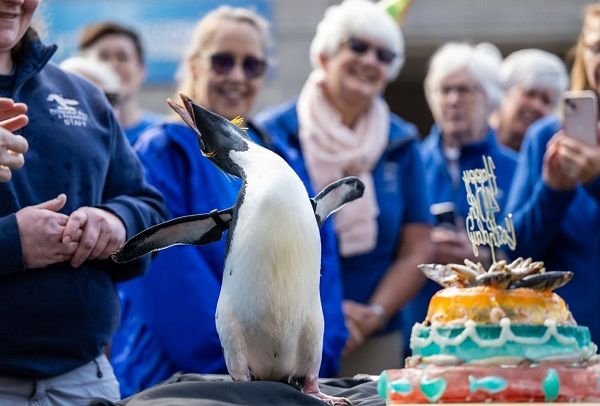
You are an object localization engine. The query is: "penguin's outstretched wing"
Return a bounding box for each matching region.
[311,176,365,227]
[112,208,233,263]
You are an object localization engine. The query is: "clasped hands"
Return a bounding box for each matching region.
[15,194,126,269]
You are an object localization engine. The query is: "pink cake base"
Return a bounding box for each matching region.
[380,363,600,403]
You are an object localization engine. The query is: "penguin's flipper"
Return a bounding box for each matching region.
[112,207,234,263]
[311,176,365,227]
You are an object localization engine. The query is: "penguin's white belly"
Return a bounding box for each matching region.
[216,169,324,380]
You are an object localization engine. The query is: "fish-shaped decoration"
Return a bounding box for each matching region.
[509,271,573,291]
[468,375,508,394]
[418,264,465,288]
[472,271,512,289]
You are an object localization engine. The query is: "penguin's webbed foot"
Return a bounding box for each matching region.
[302,377,352,405]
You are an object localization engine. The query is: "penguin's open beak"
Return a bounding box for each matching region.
[167,93,250,169]
[167,93,208,152]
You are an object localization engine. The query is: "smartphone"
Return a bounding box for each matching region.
[561,90,598,147]
[430,201,456,228]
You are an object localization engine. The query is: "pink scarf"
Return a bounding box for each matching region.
[297,70,389,257]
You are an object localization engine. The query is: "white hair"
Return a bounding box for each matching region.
[309,0,404,80]
[425,42,503,111]
[500,49,568,107]
[60,55,120,94]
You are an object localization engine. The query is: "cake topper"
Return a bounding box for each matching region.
[462,155,516,263]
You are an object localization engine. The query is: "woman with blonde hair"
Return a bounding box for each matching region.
[111,5,347,396]
[571,5,600,92]
[505,3,600,346]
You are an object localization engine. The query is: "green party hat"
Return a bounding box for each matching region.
[377,0,414,25]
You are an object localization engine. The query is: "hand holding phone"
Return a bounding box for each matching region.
[561,90,598,147]
[430,201,456,229]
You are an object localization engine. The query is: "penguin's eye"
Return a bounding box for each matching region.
[202,150,217,158]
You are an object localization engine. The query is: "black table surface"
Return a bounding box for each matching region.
[89,373,384,406]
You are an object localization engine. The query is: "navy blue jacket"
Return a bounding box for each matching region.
[505,116,600,345]
[0,31,167,377]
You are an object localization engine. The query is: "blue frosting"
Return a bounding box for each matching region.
[412,324,592,363]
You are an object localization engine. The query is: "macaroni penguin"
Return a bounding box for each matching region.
[112,94,363,405]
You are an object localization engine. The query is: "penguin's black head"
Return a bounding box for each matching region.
[167,93,249,177]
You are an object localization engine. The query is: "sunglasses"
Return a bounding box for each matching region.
[345,37,396,65]
[209,52,267,79]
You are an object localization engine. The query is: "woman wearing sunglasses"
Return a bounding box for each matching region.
[110,5,348,397]
[256,0,432,375]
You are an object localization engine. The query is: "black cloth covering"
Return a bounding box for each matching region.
[89,373,384,406]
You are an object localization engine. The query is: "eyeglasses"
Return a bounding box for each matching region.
[345,37,396,65]
[437,84,482,99]
[209,52,267,79]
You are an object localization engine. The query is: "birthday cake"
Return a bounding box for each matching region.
[377,258,600,403]
[378,156,600,403]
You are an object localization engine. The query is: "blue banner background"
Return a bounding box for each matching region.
[40,0,273,84]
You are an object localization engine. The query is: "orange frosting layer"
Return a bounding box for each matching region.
[426,287,574,325]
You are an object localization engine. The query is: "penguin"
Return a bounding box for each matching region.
[112,94,362,405]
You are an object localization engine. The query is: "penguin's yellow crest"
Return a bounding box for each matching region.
[231,116,248,131]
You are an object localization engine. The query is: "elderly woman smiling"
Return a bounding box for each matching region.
[494,49,569,152]
[402,43,518,351]
[257,0,432,375]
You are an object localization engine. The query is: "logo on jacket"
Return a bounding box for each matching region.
[47,93,88,127]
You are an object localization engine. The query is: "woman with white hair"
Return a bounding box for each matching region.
[402,42,518,348]
[493,49,569,151]
[256,0,432,375]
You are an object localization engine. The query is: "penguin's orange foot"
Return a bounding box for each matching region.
[302,378,352,405]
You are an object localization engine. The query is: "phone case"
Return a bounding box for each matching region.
[562,90,598,147]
